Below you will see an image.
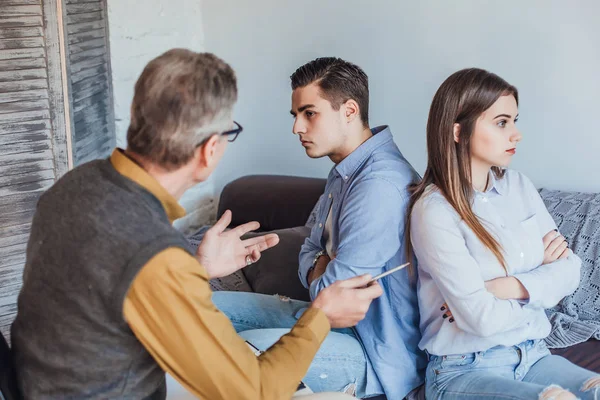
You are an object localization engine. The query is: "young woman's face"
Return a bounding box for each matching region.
[470,94,522,169]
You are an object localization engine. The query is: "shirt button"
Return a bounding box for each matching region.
[328,193,332,199]
[482,197,488,203]
[344,175,349,180]
[520,252,524,258]
[319,223,323,228]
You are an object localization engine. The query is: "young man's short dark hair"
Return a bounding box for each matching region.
[290,57,369,127]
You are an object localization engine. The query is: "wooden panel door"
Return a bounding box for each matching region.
[0,0,72,339]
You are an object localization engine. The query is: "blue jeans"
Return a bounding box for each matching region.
[212,291,374,398]
[426,339,600,399]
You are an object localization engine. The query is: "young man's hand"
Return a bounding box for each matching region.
[308,254,331,285]
[196,210,280,279]
[311,274,383,328]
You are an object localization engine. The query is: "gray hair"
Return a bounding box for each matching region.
[127,49,238,170]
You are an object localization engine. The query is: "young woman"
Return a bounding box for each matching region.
[407,68,600,399]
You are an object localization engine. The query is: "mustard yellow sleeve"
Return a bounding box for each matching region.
[123,247,330,400]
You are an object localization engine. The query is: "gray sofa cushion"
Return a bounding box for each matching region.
[242,226,311,302]
[541,188,600,348]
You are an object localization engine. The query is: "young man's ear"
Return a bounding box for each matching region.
[453,123,461,143]
[343,99,360,123]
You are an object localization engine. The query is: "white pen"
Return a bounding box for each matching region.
[369,262,410,283]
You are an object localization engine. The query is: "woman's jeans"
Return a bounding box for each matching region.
[426,339,600,399]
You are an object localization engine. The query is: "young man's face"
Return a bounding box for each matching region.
[290,83,347,159]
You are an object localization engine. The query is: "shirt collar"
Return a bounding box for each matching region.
[334,125,393,180]
[110,149,186,223]
[478,169,505,196]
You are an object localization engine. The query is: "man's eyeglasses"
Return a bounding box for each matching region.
[221,121,243,143]
[196,121,243,148]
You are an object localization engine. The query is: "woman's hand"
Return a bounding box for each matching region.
[440,303,454,323]
[542,230,570,265]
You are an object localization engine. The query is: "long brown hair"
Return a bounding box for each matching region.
[406,68,518,272]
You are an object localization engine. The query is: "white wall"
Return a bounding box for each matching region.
[202,0,599,194]
[108,0,217,232]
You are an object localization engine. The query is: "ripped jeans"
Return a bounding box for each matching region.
[212,291,371,398]
[426,339,600,399]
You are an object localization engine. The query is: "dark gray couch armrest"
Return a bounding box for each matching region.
[243,226,312,301]
[217,175,326,231]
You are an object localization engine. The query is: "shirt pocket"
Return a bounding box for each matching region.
[512,214,544,273]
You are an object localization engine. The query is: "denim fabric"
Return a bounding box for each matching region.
[212,291,375,398]
[426,339,599,399]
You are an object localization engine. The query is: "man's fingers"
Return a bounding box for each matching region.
[232,221,261,237]
[239,248,261,268]
[339,273,372,288]
[361,281,383,299]
[263,233,280,248]
[242,233,280,252]
[246,248,261,263]
[213,210,232,233]
[241,234,279,260]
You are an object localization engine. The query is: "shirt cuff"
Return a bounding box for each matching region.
[308,277,323,301]
[295,307,330,344]
[298,258,314,289]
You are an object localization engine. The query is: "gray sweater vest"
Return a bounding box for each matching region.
[11,158,192,399]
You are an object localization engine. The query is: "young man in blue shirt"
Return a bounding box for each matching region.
[214,57,426,399]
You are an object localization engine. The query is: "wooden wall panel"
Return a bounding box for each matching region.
[0,0,115,340]
[0,0,58,339]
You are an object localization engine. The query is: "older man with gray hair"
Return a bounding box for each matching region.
[11,49,381,400]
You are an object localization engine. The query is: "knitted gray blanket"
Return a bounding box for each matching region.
[541,188,600,348]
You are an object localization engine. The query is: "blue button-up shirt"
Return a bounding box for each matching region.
[298,126,427,399]
[411,169,581,356]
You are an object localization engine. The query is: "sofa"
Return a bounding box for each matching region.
[209,174,600,374]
